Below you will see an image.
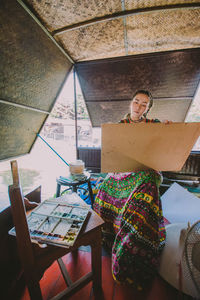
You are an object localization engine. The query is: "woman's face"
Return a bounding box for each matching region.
[130,93,150,120]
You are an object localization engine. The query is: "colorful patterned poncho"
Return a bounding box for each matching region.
[93,117,166,290]
[119,114,160,124]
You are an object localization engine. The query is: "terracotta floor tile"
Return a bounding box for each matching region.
[20,261,61,300]
[113,275,180,300]
[113,282,148,300]
[58,251,93,300]
[20,287,30,300]
[90,255,115,300]
[41,261,61,300]
[146,276,179,300]
[20,250,180,300]
[61,251,92,282]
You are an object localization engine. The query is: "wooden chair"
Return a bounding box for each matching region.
[8,160,104,300]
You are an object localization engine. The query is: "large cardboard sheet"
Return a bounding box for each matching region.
[101,122,200,172]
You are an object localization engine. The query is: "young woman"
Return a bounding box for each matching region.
[93,90,168,290]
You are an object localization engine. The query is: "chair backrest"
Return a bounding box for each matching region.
[10,160,20,185]
[9,160,35,274]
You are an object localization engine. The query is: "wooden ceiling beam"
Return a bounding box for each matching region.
[52,2,200,36]
[121,0,128,56]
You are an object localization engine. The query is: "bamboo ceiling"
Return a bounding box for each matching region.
[23,0,200,61]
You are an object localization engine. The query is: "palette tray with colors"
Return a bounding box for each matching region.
[10,198,91,248]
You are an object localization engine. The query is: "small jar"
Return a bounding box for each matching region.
[69,160,85,175]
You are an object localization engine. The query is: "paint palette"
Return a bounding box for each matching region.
[10,199,91,248]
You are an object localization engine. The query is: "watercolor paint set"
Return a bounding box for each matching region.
[9,198,91,248]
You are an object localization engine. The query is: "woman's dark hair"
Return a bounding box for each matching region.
[132,89,153,116]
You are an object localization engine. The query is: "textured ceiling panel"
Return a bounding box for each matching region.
[56,19,125,61]
[0,103,45,160]
[0,0,71,111]
[76,48,200,126]
[0,0,72,161]
[84,98,192,127]
[77,48,200,100]
[147,99,192,122]
[25,0,122,31]
[127,8,200,55]
[87,101,131,127]
[23,1,200,61]
[125,0,199,10]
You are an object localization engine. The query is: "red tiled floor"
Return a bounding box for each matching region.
[146,276,179,300]
[90,255,115,300]
[21,287,29,300]
[113,275,181,300]
[21,260,62,300]
[114,279,155,300]
[60,251,93,300]
[20,249,180,300]
[41,261,62,299]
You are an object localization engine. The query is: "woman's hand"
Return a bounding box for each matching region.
[162,120,173,124]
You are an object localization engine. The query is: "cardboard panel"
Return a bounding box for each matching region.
[101,122,200,173]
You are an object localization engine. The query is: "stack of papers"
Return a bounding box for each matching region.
[161,182,200,224]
